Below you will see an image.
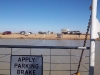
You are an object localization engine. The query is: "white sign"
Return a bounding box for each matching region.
[11,55,43,75]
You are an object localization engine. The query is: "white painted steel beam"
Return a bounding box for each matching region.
[89,0,98,75]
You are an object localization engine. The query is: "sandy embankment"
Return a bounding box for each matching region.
[0,33,99,40]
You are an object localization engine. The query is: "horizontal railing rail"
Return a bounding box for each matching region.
[0,45,90,49]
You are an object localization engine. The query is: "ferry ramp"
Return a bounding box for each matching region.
[0,40,90,75]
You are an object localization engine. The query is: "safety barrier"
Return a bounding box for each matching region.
[0,45,90,75]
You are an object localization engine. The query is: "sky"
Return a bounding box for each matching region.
[0,0,100,33]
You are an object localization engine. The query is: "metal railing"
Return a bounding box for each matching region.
[0,45,90,75]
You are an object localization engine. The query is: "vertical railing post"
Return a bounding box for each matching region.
[30,48,31,55]
[49,49,51,75]
[70,49,71,75]
[11,48,12,55]
[30,45,32,55]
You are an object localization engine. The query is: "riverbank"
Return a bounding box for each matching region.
[0,34,99,40]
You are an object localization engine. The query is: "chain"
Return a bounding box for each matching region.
[72,13,91,75]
